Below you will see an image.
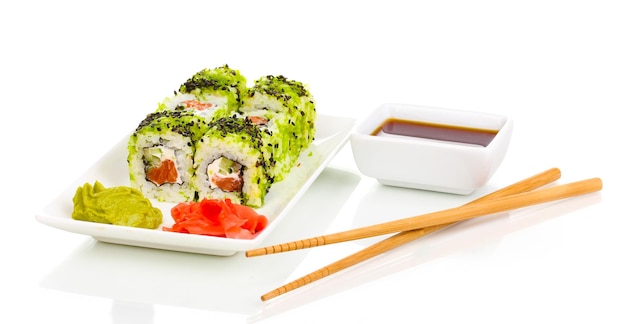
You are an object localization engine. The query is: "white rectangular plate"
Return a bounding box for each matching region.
[36,114,356,256]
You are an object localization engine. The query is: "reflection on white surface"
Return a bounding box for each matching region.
[111,301,154,324]
[250,179,602,322]
[350,180,493,246]
[39,167,361,320]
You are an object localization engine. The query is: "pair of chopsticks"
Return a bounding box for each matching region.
[246,168,602,301]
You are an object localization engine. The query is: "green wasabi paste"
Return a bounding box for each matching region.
[72,181,162,229]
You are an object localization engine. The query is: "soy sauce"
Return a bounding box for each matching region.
[372,118,498,147]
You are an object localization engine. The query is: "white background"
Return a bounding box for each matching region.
[2,1,624,323]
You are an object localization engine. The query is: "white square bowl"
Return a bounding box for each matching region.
[350,103,513,194]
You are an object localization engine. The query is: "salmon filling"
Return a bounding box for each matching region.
[207,157,243,192]
[247,115,268,126]
[183,100,215,111]
[143,146,182,186]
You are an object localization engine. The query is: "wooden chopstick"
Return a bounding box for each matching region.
[258,167,563,301]
[248,173,602,258]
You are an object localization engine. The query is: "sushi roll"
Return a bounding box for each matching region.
[126,66,319,208]
[177,64,246,110]
[178,64,247,106]
[156,65,247,121]
[239,109,295,183]
[128,110,209,202]
[193,116,272,208]
[241,75,317,158]
[241,75,317,180]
